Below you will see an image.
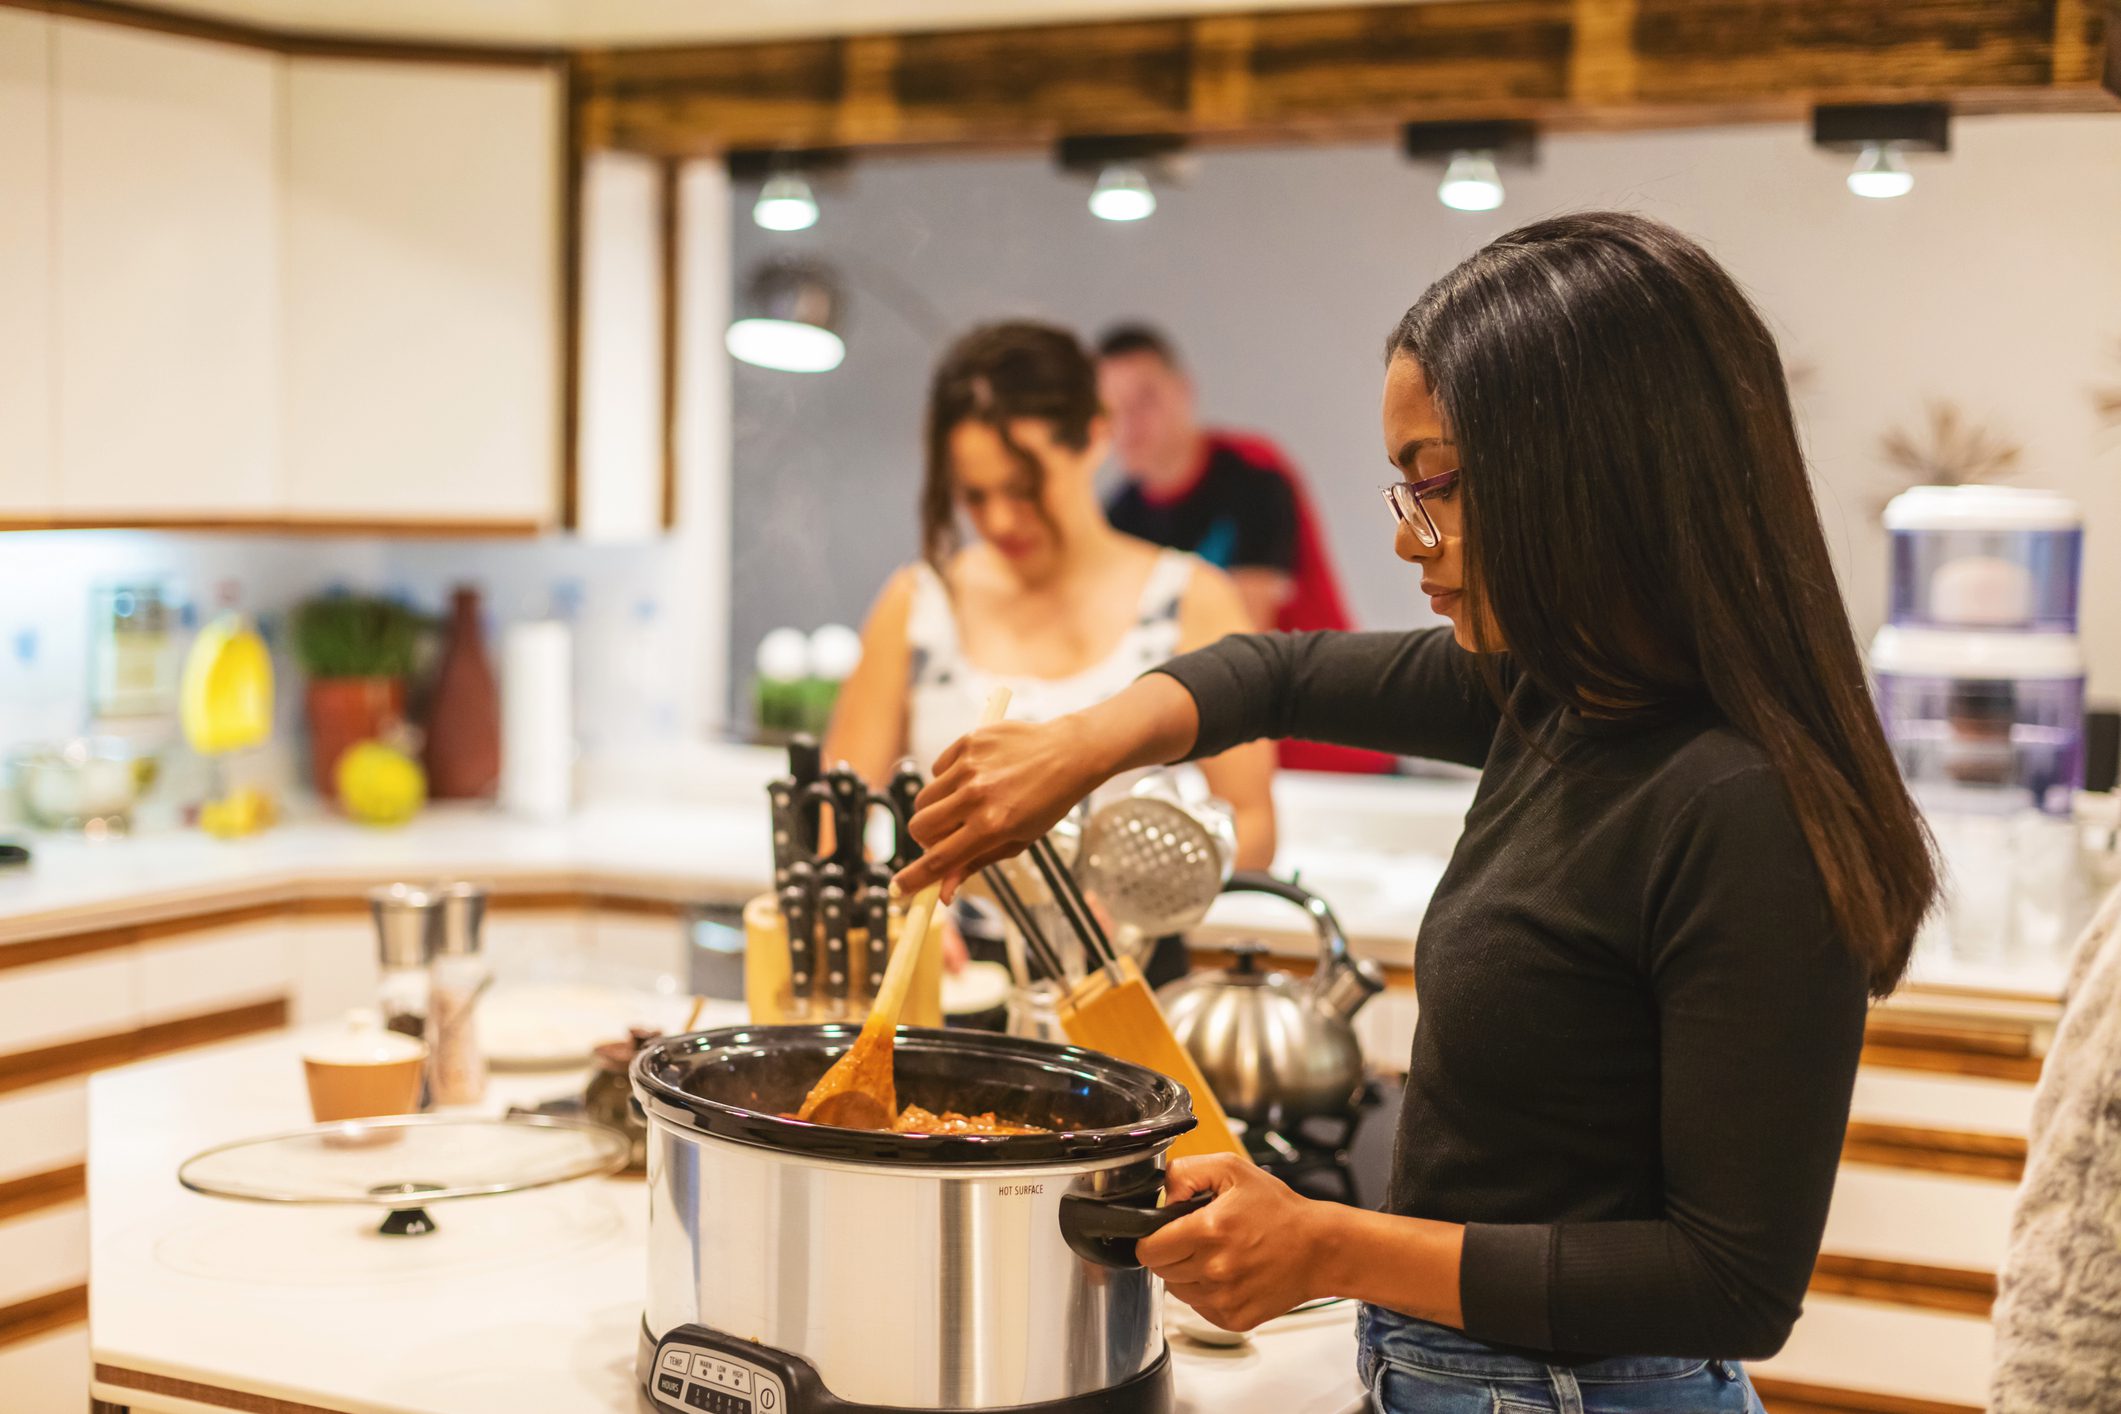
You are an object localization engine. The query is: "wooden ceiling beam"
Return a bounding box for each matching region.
[574,0,2121,158]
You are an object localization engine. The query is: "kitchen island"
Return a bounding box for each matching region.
[84,1024,1366,1414]
[0,745,2073,1412]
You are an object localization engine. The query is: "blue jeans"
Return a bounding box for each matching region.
[1357,1305,1768,1414]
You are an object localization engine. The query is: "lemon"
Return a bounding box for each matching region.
[337,742,426,826]
[200,788,276,839]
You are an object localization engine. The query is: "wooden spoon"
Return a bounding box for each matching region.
[796,687,1010,1130]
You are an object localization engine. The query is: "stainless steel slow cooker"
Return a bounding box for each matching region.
[631,1024,1202,1413]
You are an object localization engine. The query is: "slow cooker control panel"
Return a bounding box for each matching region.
[649,1332,786,1414]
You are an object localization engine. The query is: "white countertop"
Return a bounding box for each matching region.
[5,744,2065,1010]
[87,1025,1365,1414]
[1,749,1482,967]
[0,800,771,945]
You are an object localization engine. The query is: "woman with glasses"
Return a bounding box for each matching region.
[895,214,1936,1414]
[823,319,1277,898]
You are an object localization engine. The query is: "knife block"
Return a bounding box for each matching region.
[742,892,943,1029]
[1059,954,1247,1162]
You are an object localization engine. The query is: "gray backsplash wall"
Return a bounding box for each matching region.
[727,115,2121,708]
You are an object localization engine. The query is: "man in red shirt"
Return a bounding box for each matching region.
[1096,324,1395,774]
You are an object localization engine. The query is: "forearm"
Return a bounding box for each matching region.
[1312,1205,1466,1328]
[1071,672,1204,779]
[1230,798,1275,871]
[1158,629,1500,766]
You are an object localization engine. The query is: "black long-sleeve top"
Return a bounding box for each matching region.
[1158,628,1868,1360]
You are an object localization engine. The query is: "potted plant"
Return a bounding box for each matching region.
[291,595,427,802]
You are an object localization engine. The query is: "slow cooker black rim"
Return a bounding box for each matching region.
[630,1023,1197,1166]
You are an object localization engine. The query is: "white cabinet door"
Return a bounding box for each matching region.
[53,21,279,516]
[0,11,54,516]
[283,60,561,525]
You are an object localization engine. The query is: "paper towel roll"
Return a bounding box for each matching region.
[500,621,574,820]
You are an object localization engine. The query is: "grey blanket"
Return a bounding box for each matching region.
[1991,880,2121,1412]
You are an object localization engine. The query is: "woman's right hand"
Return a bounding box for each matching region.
[895,673,1206,900]
[894,717,1110,901]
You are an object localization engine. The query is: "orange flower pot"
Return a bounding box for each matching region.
[306,676,406,801]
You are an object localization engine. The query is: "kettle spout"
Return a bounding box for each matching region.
[1313,955,1387,1023]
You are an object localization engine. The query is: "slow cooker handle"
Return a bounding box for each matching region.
[1059,1188,1215,1268]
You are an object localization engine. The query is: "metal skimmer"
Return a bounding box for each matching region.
[1074,794,1232,939]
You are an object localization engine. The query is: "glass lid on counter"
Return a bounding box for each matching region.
[178,1113,629,1208]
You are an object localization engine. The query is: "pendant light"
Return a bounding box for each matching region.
[1056,135,1186,225]
[753,171,821,231]
[1403,121,1537,214]
[1812,104,1948,202]
[1436,152,1505,212]
[1846,143,1915,199]
[1089,164,1157,222]
[726,258,845,374]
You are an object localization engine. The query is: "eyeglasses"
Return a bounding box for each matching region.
[1381,468,1461,548]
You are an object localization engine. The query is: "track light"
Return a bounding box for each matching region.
[753,171,820,231]
[1813,104,1947,201]
[1403,121,1536,215]
[1089,164,1156,222]
[1057,136,1185,224]
[1847,143,1914,199]
[726,259,844,374]
[1437,152,1505,212]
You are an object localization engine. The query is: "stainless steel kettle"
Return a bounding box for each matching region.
[1155,872,1386,1126]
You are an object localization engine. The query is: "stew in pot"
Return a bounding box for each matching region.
[780,1105,1050,1135]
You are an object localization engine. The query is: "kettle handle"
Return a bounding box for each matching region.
[1059,1188,1215,1269]
[1219,871,1353,974]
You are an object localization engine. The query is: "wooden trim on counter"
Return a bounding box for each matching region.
[0,1163,86,1223]
[1860,1042,2044,1084]
[2,889,697,972]
[287,887,694,918]
[1862,1027,2046,1084]
[96,1364,355,1414]
[0,514,546,537]
[1808,1253,1996,1318]
[0,899,298,972]
[0,1000,287,1097]
[0,0,563,66]
[1750,1376,1982,1414]
[1188,944,1417,992]
[0,1285,87,1352]
[1842,1120,2027,1183]
[1187,944,2063,1085]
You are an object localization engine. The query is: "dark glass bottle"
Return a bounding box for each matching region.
[425,587,501,799]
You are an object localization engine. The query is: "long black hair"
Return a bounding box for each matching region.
[921,321,1101,576]
[1390,211,1934,996]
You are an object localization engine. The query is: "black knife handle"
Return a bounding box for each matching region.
[780,875,816,1018]
[888,760,925,868]
[788,736,823,851]
[796,780,838,882]
[861,877,893,999]
[787,735,822,786]
[819,883,852,1015]
[827,766,868,874]
[767,780,799,888]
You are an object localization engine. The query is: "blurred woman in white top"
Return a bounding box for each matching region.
[825,320,1275,871]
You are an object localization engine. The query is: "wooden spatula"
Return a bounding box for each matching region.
[796,687,1011,1129]
[796,885,942,1128]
